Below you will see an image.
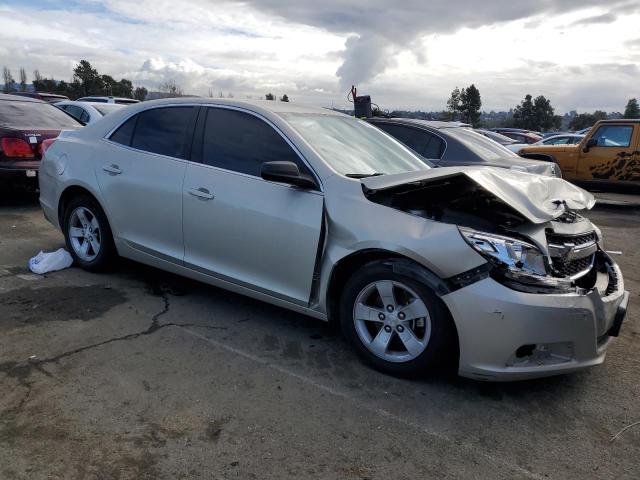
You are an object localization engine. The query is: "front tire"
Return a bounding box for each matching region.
[340,259,457,377]
[63,195,116,271]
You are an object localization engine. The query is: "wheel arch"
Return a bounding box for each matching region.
[58,184,109,230]
[326,249,454,320]
[327,249,460,370]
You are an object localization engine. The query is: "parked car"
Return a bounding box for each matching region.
[76,96,139,105]
[39,98,628,381]
[575,127,593,135]
[0,94,81,190]
[12,92,70,103]
[534,134,584,146]
[367,118,560,177]
[493,129,542,144]
[56,101,125,124]
[475,129,529,153]
[519,119,640,186]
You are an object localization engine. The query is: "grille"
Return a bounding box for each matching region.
[546,230,597,279]
[551,255,593,278]
[547,231,596,247]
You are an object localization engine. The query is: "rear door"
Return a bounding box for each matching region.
[577,123,640,183]
[182,106,324,305]
[97,106,197,262]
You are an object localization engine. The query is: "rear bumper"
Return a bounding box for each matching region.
[443,259,627,381]
[0,162,40,182]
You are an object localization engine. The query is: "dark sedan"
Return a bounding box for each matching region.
[0,94,82,190]
[367,118,560,177]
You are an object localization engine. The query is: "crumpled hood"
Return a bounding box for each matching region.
[360,166,595,224]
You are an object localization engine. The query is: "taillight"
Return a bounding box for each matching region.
[1,137,34,158]
[40,138,57,155]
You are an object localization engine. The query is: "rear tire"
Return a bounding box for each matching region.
[63,195,116,272]
[339,259,457,377]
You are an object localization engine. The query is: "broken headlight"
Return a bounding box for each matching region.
[459,227,572,292]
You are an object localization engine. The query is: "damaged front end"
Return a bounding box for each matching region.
[361,168,616,297]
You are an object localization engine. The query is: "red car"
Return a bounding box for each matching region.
[0,94,81,190]
[12,92,70,103]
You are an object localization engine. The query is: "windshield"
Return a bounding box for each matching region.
[0,100,82,129]
[281,113,428,176]
[448,128,519,160]
[92,104,125,116]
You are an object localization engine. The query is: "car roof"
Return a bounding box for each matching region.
[596,119,640,124]
[0,93,46,103]
[57,100,123,107]
[367,118,470,129]
[128,97,344,116]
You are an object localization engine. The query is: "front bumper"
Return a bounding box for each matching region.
[442,259,628,381]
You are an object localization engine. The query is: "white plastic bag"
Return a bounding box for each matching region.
[28,248,74,274]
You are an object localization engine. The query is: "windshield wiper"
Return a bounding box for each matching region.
[345,172,385,179]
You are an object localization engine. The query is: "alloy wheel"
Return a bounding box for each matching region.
[353,280,432,363]
[68,206,101,261]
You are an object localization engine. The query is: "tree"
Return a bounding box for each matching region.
[623,98,640,119]
[459,84,481,126]
[19,68,27,91]
[446,87,462,120]
[568,111,607,131]
[512,94,558,131]
[445,85,481,126]
[159,79,183,97]
[280,94,289,102]
[2,67,15,93]
[265,92,275,100]
[33,69,43,82]
[73,60,100,95]
[133,86,148,101]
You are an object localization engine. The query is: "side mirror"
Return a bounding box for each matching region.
[261,161,317,189]
[583,137,597,153]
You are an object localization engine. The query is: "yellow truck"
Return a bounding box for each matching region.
[519,119,640,186]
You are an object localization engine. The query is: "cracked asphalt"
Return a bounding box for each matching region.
[1,193,639,480]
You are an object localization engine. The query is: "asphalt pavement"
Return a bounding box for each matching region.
[1,193,638,480]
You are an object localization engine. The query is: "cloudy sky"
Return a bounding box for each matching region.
[1,0,639,112]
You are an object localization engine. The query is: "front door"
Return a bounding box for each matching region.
[182,107,324,305]
[577,123,640,183]
[97,106,198,262]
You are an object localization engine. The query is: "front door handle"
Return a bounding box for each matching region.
[102,164,122,175]
[188,187,215,200]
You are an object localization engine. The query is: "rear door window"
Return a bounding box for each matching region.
[200,107,310,177]
[130,107,196,159]
[64,105,84,122]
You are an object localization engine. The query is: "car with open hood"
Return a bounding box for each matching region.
[367,118,561,177]
[38,99,629,381]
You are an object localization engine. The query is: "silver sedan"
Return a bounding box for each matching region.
[38,98,629,381]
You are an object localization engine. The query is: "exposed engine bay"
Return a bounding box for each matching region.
[362,172,615,294]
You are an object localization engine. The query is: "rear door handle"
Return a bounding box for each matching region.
[188,187,214,200]
[102,164,122,175]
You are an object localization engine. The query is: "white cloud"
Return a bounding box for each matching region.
[0,1,638,112]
